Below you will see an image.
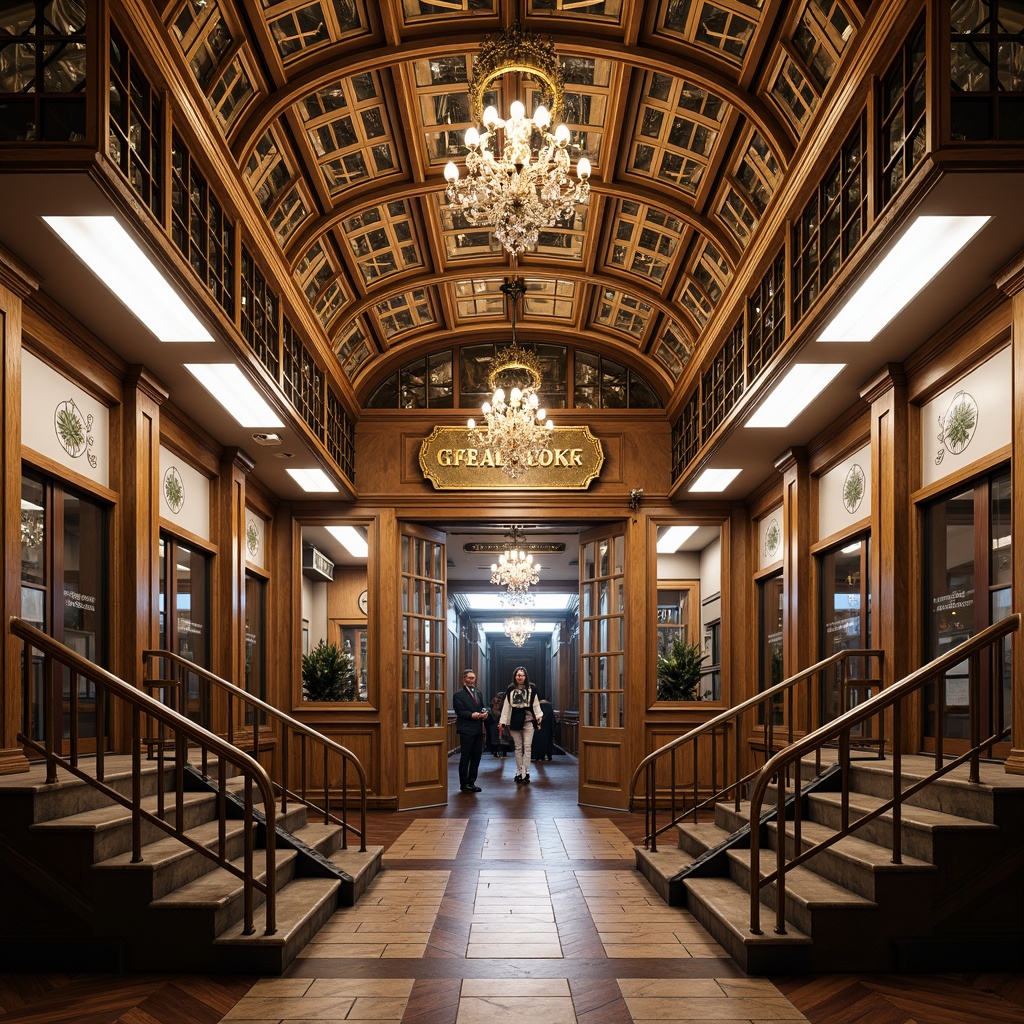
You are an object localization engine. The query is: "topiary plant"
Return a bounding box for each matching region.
[301,639,357,701]
[656,636,709,701]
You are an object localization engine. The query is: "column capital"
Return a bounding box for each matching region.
[859,363,907,404]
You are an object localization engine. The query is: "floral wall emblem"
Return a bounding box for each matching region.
[843,464,865,514]
[54,399,97,468]
[935,390,978,465]
[764,517,781,561]
[163,466,185,514]
[246,518,261,557]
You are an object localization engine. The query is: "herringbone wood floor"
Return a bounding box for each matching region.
[1,755,1021,1024]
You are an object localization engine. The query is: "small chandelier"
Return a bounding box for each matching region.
[504,617,534,647]
[490,526,541,603]
[443,22,591,260]
[468,279,554,479]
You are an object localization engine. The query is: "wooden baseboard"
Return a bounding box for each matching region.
[0,747,30,775]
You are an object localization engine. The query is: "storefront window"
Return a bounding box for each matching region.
[818,535,870,721]
[923,467,1010,750]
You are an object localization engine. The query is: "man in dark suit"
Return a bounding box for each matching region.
[453,669,487,792]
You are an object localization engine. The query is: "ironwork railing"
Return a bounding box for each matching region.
[13,617,277,936]
[628,649,884,851]
[747,613,1020,936]
[142,650,367,852]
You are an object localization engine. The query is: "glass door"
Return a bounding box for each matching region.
[757,572,784,727]
[20,471,109,752]
[578,523,628,808]
[922,467,1011,757]
[159,535,211,725]
[398,522,447,809]
[818,535,871,722]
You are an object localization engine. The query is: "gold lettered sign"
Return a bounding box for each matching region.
[419,425,604,490]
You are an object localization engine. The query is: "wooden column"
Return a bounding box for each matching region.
[861,365,911,751]
[118,368,168,702]
[996,259,1024,775]
[215,448,254,691]
[775,448,812,680]
[0,249,38,774]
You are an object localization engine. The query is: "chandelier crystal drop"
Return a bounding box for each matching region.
[504,617,534,647]
[467,279,554,479]
[443,23,591,260]
[490,545,541,598]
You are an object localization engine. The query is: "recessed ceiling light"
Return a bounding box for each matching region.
[657,525,699,553]
[43,215,213,342]
[818,215,990,343]
[745,363,845,428]
[689,468,741,492]
[286,467,338,492]
[184,364,284,428]
[326,525,368,558]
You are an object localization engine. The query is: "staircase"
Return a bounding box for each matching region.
[0,754,383,974]
[636,754,1024,974]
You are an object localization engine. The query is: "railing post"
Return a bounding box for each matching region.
[648,763,657,852]
[243,779,254,935]
[131,707,143,863]
[45,652,58,784]
[891,700,902,865]
[775,772,787,935]
[280,729,290,814]
[968,651,981,784]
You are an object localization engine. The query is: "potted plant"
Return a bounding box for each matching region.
[301,638,357,701]
[656,636,709,701]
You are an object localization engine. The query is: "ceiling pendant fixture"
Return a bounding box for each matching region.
[490,526,541,605]
[468,278,554,479]
[443,22,591,261]
[504,616,534,647]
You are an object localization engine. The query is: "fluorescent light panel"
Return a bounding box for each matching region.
[184,364,284,428]
[818,215,990,343]
[326,525,368,558]
[477,620,559,634]
[463,593,574,612]
[657,525,699,553]
[286,467,338,492]
[43,216,213,342]
[746,363,845,428]
[689,468,741,492]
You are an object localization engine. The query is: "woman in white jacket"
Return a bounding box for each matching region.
[499,665,544,784]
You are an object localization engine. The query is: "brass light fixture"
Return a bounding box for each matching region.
[467,278,553,479]
[443,22,591,261]
[489,526,541,606]
[504,616,535,646]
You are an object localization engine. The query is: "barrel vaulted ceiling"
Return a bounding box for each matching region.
[158,0,861,405]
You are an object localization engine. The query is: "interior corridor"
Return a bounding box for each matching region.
[1,752,1022,1024]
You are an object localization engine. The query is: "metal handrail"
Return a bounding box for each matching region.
[12,617,277,936]
[142,649,368,852]
[628,649,884,850]
[747,612,1020,936]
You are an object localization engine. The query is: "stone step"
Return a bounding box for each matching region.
[767,818,935,902]
[683,876,813,975]
[93,818,252,901]
[212,876,342,975]
[807,788,998,862]
[725,847,876,940]
[31,790,218,862]
[147,847,300,940]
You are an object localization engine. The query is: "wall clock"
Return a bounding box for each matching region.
[358,589,368,615]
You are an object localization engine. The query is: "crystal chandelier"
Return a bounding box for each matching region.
[490,527,541,604]
[443,22,591,260]
[468,279,554,479]
[504,617,534,647]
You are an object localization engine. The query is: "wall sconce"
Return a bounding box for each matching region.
[628,488,644,513]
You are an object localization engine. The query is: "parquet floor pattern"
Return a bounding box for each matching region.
[1,755,1022,1024]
